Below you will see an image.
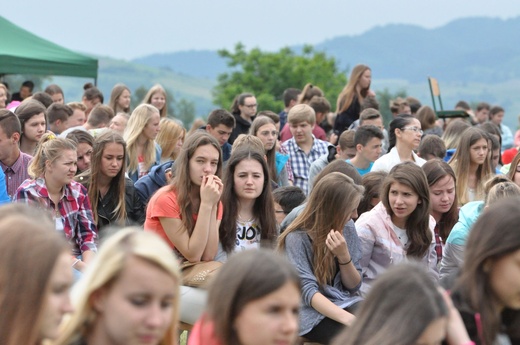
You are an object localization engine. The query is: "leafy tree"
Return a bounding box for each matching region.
[213,43,348,113]
[376,88,408,126]
[174,98,195,127]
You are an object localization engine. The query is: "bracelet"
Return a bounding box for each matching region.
[72,259,80,268]
[338,257,352,265]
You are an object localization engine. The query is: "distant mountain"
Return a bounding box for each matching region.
[52,57,216,119]
[133,16,520,83]
[133,50,226,80]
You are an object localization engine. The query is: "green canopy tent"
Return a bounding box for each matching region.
[0,16,98,82]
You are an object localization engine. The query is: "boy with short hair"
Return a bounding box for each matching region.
[347,125,384,176]
[47,103,73,134]
[281,104,329,194]
[205,109,236,162]
[272,186,306,226]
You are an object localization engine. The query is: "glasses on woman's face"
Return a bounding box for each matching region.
[402,126,423,135]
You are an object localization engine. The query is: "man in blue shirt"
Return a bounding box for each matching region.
[347,125,384,176]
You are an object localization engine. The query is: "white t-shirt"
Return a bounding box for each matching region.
[391,223,409,248]
[235,219,261,251]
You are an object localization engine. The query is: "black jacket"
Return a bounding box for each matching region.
[228,114,254,145]
[96,178,145,236]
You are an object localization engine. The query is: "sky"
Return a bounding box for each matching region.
[3,0,520,60]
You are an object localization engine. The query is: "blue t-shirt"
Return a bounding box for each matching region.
[346,159,373,176]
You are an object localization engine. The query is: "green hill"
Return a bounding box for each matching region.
[51,56,216,122]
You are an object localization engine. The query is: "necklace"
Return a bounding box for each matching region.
[238,214,255,223]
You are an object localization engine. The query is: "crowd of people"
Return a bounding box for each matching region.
[1,69,520,345]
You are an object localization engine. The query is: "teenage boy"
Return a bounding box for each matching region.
[281,104,329,195]
[347,125,384,176]
[359,108,388,154]
[205,109,236,162]
[0,110,32,199]
[47,103,73,134]
[280,96,329,142]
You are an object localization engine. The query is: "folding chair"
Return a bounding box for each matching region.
[427,77,469,120]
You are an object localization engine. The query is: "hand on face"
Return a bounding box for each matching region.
[200,175,223,205]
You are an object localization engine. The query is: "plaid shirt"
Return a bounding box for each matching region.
[14,177,98,256]
[1,151,32,199]
[278,144,294,182]
[282,136,329,195]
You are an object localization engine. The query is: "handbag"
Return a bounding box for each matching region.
[181,261,222,288]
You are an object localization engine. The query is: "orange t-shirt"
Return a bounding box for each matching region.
[144,186,223,252]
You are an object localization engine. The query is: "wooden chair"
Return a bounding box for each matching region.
[427,77,469,120]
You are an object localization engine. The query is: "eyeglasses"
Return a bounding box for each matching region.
[275,210,286,214]
[402,126,423,135]
[244,104,257,108]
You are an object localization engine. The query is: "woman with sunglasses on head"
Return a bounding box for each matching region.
[372,114,426,173]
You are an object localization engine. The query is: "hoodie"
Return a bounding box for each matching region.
[355,202,438,296]
[134,160,173,205]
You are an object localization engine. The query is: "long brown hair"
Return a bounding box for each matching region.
[381,162,432,258]
[249,115,277,180]
[219,148,277,253]
[449,127,492,205]
[278,172,364,286]
[454,199,520,345]
[422,159,459,241]
[336,64,371,113]
[87,131,127,225]
[171,131,222,235]
[0,204,69,345]
[206,249,300,345]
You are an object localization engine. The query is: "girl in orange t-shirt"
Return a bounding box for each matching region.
[145,131,223,263]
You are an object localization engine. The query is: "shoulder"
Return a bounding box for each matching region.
[150,185,177,203]
[312,138,330,152]
[67,180,89,199]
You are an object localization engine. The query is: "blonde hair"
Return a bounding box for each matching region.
[485,178,520,205]
[124,104,159,176]
[449,127,492,205]
[142,84,168,118]
[231,134,265,154]
[156,118,185,161]
[28,133,77,178]
[55,229,181,345]
[287,104,316,126]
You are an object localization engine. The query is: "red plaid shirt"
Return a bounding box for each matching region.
[14,177,98,256]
